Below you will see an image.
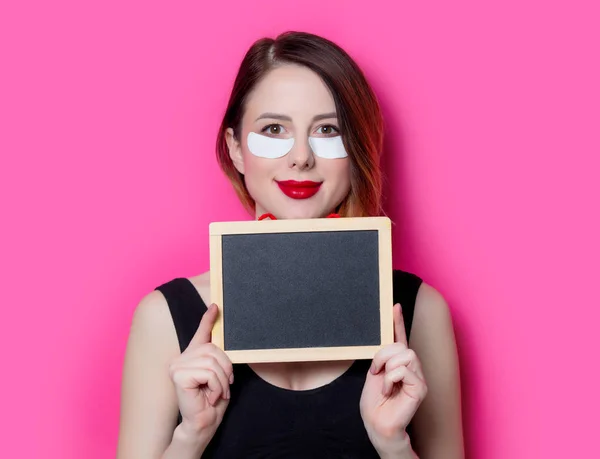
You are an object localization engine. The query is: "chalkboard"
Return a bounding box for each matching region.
[209,217,393,363]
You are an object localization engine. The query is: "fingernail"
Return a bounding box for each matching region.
[229,373,234,384]
[370,362,376,374]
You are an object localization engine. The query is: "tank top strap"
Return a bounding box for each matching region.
[392,269,423,343]
[155,277,207,353]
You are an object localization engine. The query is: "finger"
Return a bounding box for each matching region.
[386,352,425,382]
[194,356,230,400]
[172,367,224,406]
[384,348,418,373]
[197,368,225,406]
[394,303,408,346]
[174,353,230,397]
[190,303,219,346]
[410,356,425,380]
[370,342,407,374]
[179,344,235,384]
[205,346,235,384]
[383,365,426,399]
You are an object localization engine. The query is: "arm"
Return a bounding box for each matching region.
[116,291,206,459]
[408,282,465,459]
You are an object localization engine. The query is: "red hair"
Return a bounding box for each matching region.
[216,31,384,217]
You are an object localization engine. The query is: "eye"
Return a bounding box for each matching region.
[261,124,286,136]
[315,125,340,136]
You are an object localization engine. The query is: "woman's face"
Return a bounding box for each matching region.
[226,64,351,219]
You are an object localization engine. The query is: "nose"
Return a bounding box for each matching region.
[287,137,315,170]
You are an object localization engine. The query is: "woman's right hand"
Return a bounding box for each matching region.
[168,303,233,444]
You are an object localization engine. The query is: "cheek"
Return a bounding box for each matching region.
[241,150,279,191]
[325,159,351,190]
[243,150,274,175]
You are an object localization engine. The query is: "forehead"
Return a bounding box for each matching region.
[244,64,337,120]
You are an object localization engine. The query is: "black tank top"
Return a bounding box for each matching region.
[156,269,423,458]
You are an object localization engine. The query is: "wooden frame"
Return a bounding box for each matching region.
[209,216,393,363]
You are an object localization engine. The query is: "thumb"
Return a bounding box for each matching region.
[190,303,219,345]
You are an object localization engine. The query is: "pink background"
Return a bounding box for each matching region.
[1,0,598,457]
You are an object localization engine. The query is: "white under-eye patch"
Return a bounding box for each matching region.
[308,136,348,159]
[247,132,295,159]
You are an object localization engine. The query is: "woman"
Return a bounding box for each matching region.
[117,31,464,458]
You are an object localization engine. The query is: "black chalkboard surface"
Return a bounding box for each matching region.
[209,217,393,363]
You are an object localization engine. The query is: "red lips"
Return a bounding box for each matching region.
[276,180,322,199]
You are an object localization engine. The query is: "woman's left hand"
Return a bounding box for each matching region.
[360,303,428,455]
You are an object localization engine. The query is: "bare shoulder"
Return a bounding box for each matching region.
[130,289,177,337]
[188,270,211,305]
[410,281,458,367]
[412,282,455,337]
[189,270,210,290]
[131,270,211,339]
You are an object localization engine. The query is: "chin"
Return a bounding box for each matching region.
[279,210,323,220]
[259,202,331,220]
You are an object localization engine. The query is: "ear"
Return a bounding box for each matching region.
[226,128,245,174]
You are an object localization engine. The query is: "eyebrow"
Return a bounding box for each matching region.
[255,112,338,122]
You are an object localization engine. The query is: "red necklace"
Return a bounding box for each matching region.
[258,213,340,220]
